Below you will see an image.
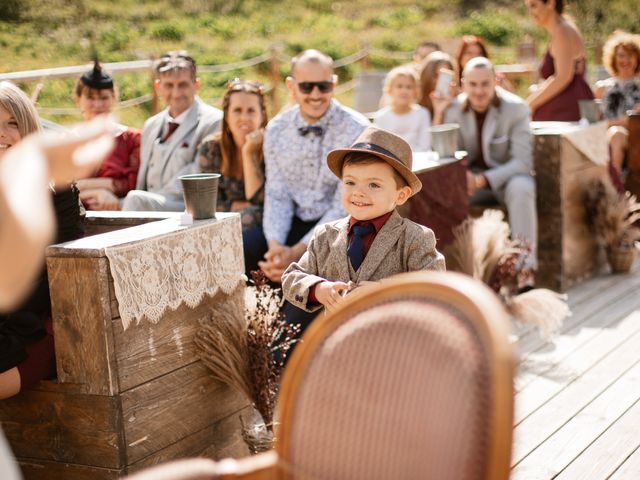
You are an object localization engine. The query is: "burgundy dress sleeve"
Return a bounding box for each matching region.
[96,128,142,197]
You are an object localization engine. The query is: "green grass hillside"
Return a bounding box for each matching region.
[0,0,637,127]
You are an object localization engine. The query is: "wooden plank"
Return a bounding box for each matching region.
[555,398,640,479]
[120,361,248,464]
[0,389,124,468]
[84,211,178,237]
[512,326,640,468]
[512,358,640,478]
[113,288,244,392]
[126,405,252,474]
[47,256,119,396]
[516,285,640,394]
[516,266,640,358]
[515,308,640,423]
[609,444,640,479]
[18,458,121,480]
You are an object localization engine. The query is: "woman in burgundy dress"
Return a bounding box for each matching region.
[525,0,594,121]
[74,61,141,210]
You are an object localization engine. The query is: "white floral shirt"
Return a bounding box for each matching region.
[263,100,369,245]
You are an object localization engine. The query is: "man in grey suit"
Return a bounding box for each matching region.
[122,51,222,211]
[434,56,537,268]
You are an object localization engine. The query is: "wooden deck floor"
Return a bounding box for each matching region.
[512,260,640,479]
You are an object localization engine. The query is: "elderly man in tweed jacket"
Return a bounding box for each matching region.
[282,126,445,330]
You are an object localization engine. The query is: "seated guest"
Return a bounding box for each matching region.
[455,35,514,92]
[433,57,538,270]
[374,66,431,151]
[413,40,442,68]
[198,79,267,231]
[0,82,85,398]
[122,51,222,211]
[418,51,456,119]
[598,31,640,176]
[73,61,141,210]
[525,0,594,121]
[245,49,369,282]
[282,126,445,341]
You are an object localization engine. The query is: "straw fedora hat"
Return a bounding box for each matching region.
[327,125,422,195]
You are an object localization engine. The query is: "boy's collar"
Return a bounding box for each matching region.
[348,210,394,234]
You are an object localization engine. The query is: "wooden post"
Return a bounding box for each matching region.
[150,62,159,115]
[269,44,281,114]
[625,112,640,196]
[361,43,371,71]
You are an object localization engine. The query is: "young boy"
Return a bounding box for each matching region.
[282,125,445,323]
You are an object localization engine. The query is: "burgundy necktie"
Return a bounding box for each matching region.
[161,121,179,143]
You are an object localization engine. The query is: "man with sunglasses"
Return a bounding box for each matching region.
[122,51,222,211]
[243,49,369,282]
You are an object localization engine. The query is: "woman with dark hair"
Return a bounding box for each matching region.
[198,79,267,230]
[455,35,489,84]
[418,51,456,120]
[73,61,141,210]
[455,35,515,92]
[525,0,594,121]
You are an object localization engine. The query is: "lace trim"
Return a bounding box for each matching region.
[104,215,245,330]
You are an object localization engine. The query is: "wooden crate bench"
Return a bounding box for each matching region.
[533,121,609,291]
[0,213,250,479]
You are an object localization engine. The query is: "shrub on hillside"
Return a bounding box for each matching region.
[150,22,185,41]
[455,10,521,46]
[0,0,22,21]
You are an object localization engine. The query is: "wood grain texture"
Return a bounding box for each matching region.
[625,112,640,197]
[120,361,248,464]
[17,459,122,480]
[46,256,119,395]
[113,288,244,392]
[126,405,252,474]
[0,389,124,468]
[534,131,608,291]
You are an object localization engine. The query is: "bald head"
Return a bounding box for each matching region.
[461,56,495,79]
[291,49,334,75]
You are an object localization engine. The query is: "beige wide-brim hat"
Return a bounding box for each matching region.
[327,125,422,196]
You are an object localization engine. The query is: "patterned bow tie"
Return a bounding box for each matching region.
[298,125,324,137]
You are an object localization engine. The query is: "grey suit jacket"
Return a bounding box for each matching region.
[444,87,533,190]
[282,210,446,312]
[137,97,222,199]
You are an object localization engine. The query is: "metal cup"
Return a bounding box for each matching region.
[579,99,600,124]
[179,173,220,219]
[430,123,460,158]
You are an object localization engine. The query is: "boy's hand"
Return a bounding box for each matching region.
[315,281,350,313]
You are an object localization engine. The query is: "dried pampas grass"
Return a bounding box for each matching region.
[195,271,299,440]
[506,289,571,339]
[584,177,640,247]
[447,209,569,338]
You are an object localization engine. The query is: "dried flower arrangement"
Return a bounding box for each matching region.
[194,271,300,453]
[446,210,570,338]
[584,177,640,272]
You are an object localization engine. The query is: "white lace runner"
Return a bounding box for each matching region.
[104,215,245,330]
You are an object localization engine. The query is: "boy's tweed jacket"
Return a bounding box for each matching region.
[282,210,446,312]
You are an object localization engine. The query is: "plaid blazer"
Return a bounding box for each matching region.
[282,210,446,312]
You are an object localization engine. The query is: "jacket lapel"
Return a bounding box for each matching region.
[356,211,403,282]
[160,100,200,179]
[482,105,498,167]
[137,114,164,189]
[331,218,352,282]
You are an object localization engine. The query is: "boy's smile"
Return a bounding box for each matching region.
[341,161,411,221]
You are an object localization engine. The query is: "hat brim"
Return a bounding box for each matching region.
[327,148,422,196]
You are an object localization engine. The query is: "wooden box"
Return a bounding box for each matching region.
[533,122,609,291]
[0,214,250,479]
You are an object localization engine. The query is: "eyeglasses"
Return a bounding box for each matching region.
[226,78,265,94]
[294,80,334,94]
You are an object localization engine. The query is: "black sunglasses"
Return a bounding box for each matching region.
[295,80,334,94]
